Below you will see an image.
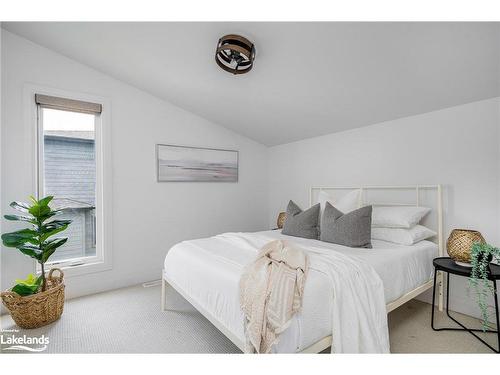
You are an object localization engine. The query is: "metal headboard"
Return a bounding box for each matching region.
[310,185,444,257]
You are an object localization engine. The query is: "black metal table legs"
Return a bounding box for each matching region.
[431,270,499,353]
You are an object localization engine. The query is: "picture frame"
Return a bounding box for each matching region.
[156,144,239,182]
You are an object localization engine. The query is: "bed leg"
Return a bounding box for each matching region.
[438,271,444,312]
[161,276,167,311]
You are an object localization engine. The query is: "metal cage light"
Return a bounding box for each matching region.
[215,34,255,75]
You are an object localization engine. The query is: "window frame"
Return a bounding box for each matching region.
[26,85,113,277]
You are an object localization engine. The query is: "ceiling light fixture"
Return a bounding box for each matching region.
[215,34,255,75]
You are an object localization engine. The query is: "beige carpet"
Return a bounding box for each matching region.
[1,283,497,353]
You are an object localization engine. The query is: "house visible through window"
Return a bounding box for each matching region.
[36,94,102,266]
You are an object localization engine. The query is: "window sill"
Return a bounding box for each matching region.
[36,259,112,278]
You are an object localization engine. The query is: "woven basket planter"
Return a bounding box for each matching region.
[1,268,65,329]
[447,229,486,264]
[277,212,286,229]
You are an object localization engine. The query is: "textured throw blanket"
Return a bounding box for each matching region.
[239,240,309,353]
[231,232,389,353]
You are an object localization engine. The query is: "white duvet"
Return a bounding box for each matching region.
[163,230,436,353]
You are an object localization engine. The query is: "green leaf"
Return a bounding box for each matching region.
[43,237,68,252]
[1,229,38,247]
[40,226,68,242]
[17,245,43,261]
[41,247,58,263]
[4,214,37,224]
[10,201,31,213]
[41,238,68,263]
[12,283,39,296]
[38,196,54,207]
[40,220,72,233]
[15,273,38,286]
[42,219,72,230]
[39,220,71,242]
[28,202,51,220]
[38,211,58,223]
[13,274,42,295]
[35,275,43,287]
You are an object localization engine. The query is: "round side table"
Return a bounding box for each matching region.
[431,257,500,353]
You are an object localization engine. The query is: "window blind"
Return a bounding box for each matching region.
[35,94,102,114]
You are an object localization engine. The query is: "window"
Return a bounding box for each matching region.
[35,94,105,269]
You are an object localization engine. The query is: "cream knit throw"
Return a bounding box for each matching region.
[239,240,309,353]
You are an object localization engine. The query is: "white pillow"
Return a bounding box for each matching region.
[372,206,431,228]
[371,225,436,245]
[317,189,361,214]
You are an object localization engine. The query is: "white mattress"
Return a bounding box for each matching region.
[163,230,436,352]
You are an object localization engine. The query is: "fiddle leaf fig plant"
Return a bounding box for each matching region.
[469,242,500,331]
[1,196,71,293]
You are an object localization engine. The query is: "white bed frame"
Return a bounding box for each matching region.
[161,184,444,353]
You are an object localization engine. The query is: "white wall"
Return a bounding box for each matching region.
[268,98,500,318]
[0,25,3,297]
[2,28,500,321]
[1,30,268,300]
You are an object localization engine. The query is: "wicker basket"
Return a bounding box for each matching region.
[1,268,65,329]
[277,212,286,229]
[447,229,486,264]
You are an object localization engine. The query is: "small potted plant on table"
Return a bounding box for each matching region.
[469,242,500,331]
[1,196,71,329]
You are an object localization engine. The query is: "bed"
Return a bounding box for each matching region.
[161,185,445,353]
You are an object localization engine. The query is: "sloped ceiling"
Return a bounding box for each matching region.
[3,22,499,146]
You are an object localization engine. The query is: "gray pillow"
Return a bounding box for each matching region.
[320,202,372,248]
[282,200,320,239]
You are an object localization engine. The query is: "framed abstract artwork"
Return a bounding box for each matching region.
[156,144,238,182]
